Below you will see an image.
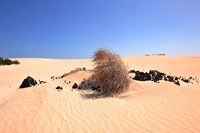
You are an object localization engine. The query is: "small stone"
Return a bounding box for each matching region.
[174,81,180,86]
[91,85,101,91]
[72,83,78,89]
[167,76,174,82]
[51,76,55,79]
[39,80,47,84]
[56,86,63,90]
[181,78,189,83]
[78,86,82,89]
[91,86,97,90]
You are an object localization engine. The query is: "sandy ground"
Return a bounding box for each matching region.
[0,56,200,133]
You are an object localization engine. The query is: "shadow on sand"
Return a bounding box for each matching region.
[78,80,111,99]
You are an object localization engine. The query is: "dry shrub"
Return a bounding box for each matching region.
[92,48,113,62]
[92,49,131,96]
[0,57,20,65]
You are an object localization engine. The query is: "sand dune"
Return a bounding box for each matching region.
[0,56,200,133]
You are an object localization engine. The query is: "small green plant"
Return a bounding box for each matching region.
[0,57,20,65]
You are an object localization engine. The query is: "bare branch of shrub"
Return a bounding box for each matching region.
[91,49,131,96]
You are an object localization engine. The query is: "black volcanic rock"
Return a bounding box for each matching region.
[19,76,37,89]
[181,78,189,83]
[130,69,197,86]
[149,70,165,81]
[56,86,63,91]
[39,80,47,84]
[167,76,174,82]
[72,83,78,89]
[174,81,180,86]
[78,86,82,89]
[133,71,151,81]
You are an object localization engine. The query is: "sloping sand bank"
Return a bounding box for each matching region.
[0,56,200,133]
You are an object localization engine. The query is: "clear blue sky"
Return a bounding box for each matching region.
[0,0,200,58]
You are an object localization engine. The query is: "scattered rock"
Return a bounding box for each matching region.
[167,76,174,82]
[51,76,56,80]
[19,76,38,88]
[133,71,151,81]
[174,81,180,86]
[39,80,47,84]
[72,83,78,89]
[90,85,101,92]
[56,86,63,91]
[132,70,166,82]
[149,70,165,81]
[91,85,99,90]
[195,77,199,83]
[78,86,82,89]
[91,86,97,91]
[64,80,71,84]
[130,69,197,86]
[181,78,189,83]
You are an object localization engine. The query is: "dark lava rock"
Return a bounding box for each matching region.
[56,86,63,91]
[129,69,197,86]
[19,76,37,89]
[133,71,151,81]
[91,85,98,91]
[72,83,78,89]
[39,80,47,84]
[132,70,165,82]
[164,77,168,81]
[91,85,101,92]
[64,80,71,84]
[174,81,180,86]
[78,86,82,89]
[51,76,55,79]
[167,76,174,82]
[149,70,165,81]
[175,77,179,81]
[129,70,135,73]
[181,78,189,83]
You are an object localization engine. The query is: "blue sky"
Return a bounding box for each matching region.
[0,0,200,58]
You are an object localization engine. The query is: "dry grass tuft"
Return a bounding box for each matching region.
[91,49,131,96]
[92,48,113,62]
[59,67,86,78]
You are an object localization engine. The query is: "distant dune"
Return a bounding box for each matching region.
[0,56,200,133]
